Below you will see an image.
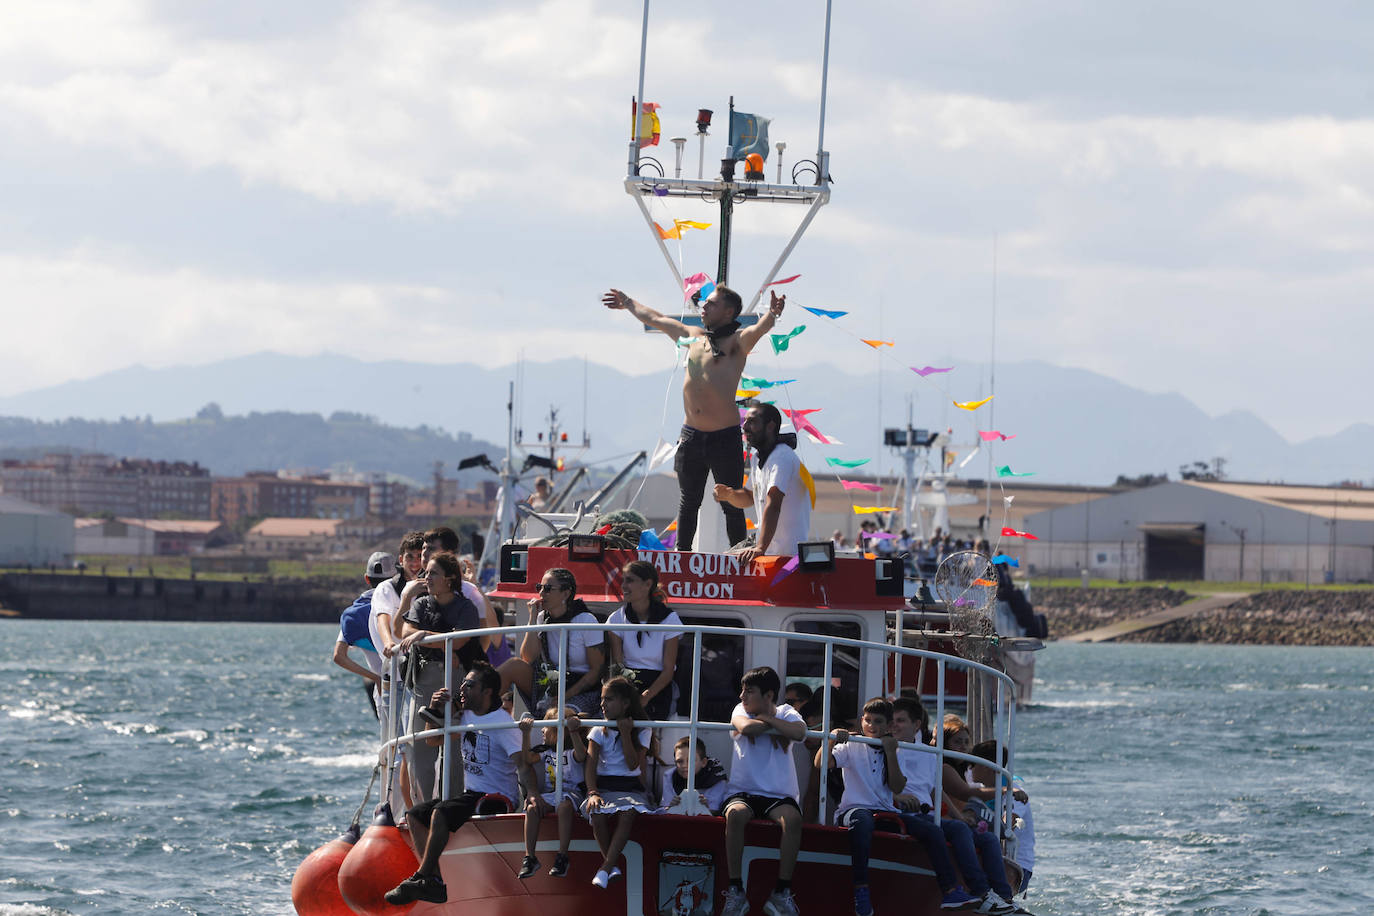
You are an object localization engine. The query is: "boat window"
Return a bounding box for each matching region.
[786,619,862,726]
[673,615,746,723]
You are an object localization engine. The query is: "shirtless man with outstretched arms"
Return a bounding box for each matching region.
[602,286,785,551]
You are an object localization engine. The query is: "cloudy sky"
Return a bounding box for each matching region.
[3,0,1372,443]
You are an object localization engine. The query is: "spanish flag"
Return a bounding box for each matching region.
[633,101,661,148]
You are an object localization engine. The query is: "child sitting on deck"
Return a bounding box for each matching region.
[817,698,981,916]
[517,706,588,879]
[887,697,988,912]
[720,666,806,916]
[939,715,1026,915]
[968,740,1035,901]
[582,677,654,889]
[658,735,729,814]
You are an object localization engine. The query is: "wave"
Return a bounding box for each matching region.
[299,752,375,768]
[0,906,75,916]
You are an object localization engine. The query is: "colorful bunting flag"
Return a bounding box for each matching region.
[991,554,1019,567]
[825,457,871,468]
[911,366,953,377]
[861,339,894,349]
[770,325,806,354]
[770,554,800,586]
[953,396,994,411]
[798,463,817,508]
[740,376,796,389]
[841,480,883,492]
[633,101,661,148]
[1001,526,1038,540]
[801,306,848,319]
[853,506,899,515]
[766,274,801,286]
[655,219,712,240]
[979,430,1015,441]
[737,389,761,398]
[782,408,829,444]
[996,465,1034,478]
[972,578,997,587]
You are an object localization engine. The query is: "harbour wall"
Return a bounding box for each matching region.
[0,573,353,624]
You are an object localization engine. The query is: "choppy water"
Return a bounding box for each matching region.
[1,621,1371,915]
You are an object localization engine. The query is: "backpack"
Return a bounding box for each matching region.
[340,588,377,652]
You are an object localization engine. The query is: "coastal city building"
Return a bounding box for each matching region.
[210,473,369,524]
[1024,480,1374,584]
[0,454,211,518]
[243,518,346,555]
[0,494,75,567]
[74,518,231,557]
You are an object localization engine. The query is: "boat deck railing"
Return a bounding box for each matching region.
[379,621,1018,837]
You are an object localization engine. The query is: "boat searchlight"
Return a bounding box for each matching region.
[798,540,836,572]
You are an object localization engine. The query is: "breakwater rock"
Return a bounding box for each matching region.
[1035,586,1192,637]
[1117,590,1374,646]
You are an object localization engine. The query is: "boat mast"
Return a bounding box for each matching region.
[625,0,834,316]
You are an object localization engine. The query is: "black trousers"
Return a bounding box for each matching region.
[673,425,747,551]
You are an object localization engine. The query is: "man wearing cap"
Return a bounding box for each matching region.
[331,552,398,713]
[603,285,786,551]
[712,402,812,563]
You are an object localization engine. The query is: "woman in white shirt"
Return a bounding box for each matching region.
[605,560,682,722]
[516,567,606,716]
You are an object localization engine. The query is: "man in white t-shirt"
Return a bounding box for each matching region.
[720,666,807,916]
[385,662,534,906]
[713,403,812,564]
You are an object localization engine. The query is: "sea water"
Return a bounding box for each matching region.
[1,621,1370,915]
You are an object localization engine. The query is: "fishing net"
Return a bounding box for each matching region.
[934,550,1000,665]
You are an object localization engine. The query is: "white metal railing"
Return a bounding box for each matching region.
[377,620,1020,837]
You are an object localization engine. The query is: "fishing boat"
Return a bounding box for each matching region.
[291,3,1038,913]
[293,541,1028,916]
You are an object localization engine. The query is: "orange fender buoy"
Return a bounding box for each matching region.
[291,824,360,916]
[338,805,420,916]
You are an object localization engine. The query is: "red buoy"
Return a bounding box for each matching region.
[291,824,360,916]
[337,805,420,916]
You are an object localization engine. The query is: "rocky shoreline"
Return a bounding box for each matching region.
[1115,590,1374,646]
[1035,585,1374,646]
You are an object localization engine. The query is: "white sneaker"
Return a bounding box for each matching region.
[975,892,1015,915]
[763,889,800,916]
[721,886,751,916]
[592,869,610,889]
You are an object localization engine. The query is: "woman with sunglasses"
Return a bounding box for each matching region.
[503,567,606,717]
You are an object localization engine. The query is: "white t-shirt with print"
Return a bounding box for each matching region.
[606,607,683,670]
[725,702,805,800]
[456,708,523,799]
[832,740,898,817]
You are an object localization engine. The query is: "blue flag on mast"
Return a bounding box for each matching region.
[729,111,771,160]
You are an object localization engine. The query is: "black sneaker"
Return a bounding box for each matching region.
[549,853,570,877]
[518,855,540,879]
[385,872,447,905]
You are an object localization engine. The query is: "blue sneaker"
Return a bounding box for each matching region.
[854,885,875,916]
[940,887,978,910]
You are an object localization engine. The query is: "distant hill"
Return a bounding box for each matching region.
[0,352,1370,486]
[0,410,502,485]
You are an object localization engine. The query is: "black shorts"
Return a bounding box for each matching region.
[723,793,800,820]
[408,791,484,834]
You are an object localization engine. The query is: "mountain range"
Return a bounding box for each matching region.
[0,352,1369,487]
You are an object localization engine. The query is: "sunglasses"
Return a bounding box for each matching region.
[535,583,565,593]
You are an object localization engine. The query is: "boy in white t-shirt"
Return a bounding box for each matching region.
[385,662,534,907]
[818,698,939,916]
[721,666,807,916]
[889,697,985,912]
